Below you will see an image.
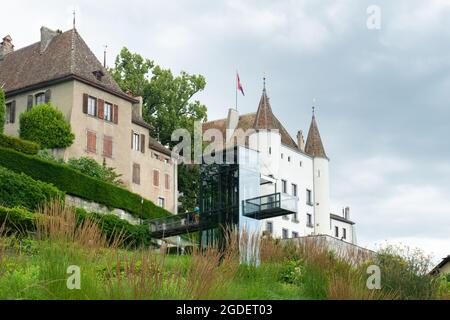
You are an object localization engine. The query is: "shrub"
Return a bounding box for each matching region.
[0,146,170,220]
[0,89,5,134]
[0,205,152,248]
[19,104,74,149]
[36,149,64,162]
[0,134,40,155]
[67,157,123,186]
[371,245,440,299]
[0,166,63,211]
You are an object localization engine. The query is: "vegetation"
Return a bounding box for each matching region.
[0,166,63,211]
[0,146,170,220]
[0,133,40,155]
[177,164,200,213]
[67,157,123,187]
[111,47,207,148]
[0,203,447,300]
[19,104,75,149]
[0,88,5,134]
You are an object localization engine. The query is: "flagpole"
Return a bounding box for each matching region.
[235,71,238,111]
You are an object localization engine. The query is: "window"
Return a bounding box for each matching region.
[282,229,289,239]
[35,93,45,105]
[86,131,96,153]
[318,170,321,178]
[132,163,140,185]
[292,184,297,197]
[132,132,140,151]
[165,173,170,190]
[307,214,313,227]
[306,189,313,205]
[282,180,287,193]
[299,161,302,167]
[104,102,112,122]
[153,170,160,187]
[292,212,299,223]
[266,222,273,234]
[88,96,97,116]
[281,153,284,159]
[103,136,113,158]
[288,156,291,162]
[153,153,160,160]
[335,226,339,238]
[342,228,347,240]
[158,197,165,209]
[268,147,272,155]
[292,231,299,238]
[5,102,14,124]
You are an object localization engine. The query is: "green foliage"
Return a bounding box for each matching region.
[0,166,63,211]
[0,134,40,154]
[36,149,63,162]
[178,164,200,213]
[110,47,207,148]
[371,245,440,299]
[67,157,123,187]
[0,88,5,134]
[109,47,154,97]
[0,146,170,220]
[0,206,36,234]
[0,205,152,248]
[144,65,207,147]
[19,104,74,149]
[75,208,152,247]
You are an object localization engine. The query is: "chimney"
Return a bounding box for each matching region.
[226,108,239,141]
[40,26,59,53]
[0,35,14,60]
[132,96,143,118]
[297,130,305,152]
[344,207,350,220]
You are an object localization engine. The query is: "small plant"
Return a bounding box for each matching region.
[67,157,123,186]
[19,104,75,149]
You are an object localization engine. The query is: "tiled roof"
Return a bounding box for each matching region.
[330,214,355,225]
[149,136,172,157]
[203,89,298,149]
[0,28,135,102]
[305,115,327,158]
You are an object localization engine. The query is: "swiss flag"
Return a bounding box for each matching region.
[237,73,245,96]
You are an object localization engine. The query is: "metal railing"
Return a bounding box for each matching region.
[148,211,201,234]
[242,192,297,218]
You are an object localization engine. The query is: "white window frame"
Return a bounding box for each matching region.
[157,197,165,209]
[5,102,13,124]
[281,180,287,194]
[35,92,45,105]
[266,221,273,234]
[132,132,140,151]
[87,96,97,116]
[104,102,112,122]
[282,228,289,239]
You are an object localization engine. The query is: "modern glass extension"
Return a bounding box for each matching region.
[147,145,298,247]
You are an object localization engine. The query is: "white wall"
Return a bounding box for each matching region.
[330,218,355,244]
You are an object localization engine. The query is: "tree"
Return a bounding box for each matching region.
[0,88,5,134]
[19,104,75,149]
[67,157,123,187]
[109,47,154,97]
[177,164,200,213]
[111,48,208,147]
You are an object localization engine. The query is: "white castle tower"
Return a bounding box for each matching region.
[305,111,331,236]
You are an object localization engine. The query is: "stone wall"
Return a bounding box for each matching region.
[65,194,142,225]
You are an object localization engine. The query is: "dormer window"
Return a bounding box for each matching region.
[93,70,104,81]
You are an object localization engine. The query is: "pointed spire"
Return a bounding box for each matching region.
[305,108,327,158]
[253,76,276,130]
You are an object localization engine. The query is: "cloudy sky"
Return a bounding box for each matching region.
[2,0,449,262]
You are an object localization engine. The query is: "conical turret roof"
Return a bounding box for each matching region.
[305,114,327,158]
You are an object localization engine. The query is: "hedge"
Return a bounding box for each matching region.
[0,206,153,248]
[0,134,40,155]
[0,146,170,220]
[0,166,63,211]
[0,89,5,134]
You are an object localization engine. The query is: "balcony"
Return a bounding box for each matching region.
[148,211,211,239]
[242,192,298,220]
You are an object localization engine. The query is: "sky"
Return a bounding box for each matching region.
[1,0,449,263]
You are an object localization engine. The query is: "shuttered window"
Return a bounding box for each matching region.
[164,173,170,190]
[132,132,140,151]
[153,170,160,187]
[132,163,140,185]
[86,131,97,153]
[103,136,113,158]
[104,102,112,122]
